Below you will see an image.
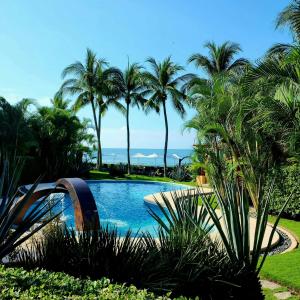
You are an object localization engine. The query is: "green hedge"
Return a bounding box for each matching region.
[0,265,188,300]
[264,164,300,220]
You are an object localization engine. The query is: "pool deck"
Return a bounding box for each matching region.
[144,185,213,205]
[143,185,281,252]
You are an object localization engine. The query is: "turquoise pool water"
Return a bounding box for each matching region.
[62,180,187,236]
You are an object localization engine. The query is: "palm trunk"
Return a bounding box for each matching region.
[126,102,131,174]
[98,106,102,169]
[90,97,100,170]
[162,100,168,177]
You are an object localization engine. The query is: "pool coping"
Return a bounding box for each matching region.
[19,179,193,195]
[85,179,192,188]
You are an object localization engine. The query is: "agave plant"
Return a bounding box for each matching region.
[201,175,291,300]
[145,190,238,299]
[148,188,215,236]
[202,177,290,270]
[0,161,61,261]
[15,223,152,284]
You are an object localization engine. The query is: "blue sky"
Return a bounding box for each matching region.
[0,0,291,149]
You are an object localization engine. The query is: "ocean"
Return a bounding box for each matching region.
[97,148,193,167]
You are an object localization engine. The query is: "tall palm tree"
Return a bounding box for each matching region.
[72,60,125,167]
[276,0,300,42]
[266,1,300,58]
[143,57,193,177]
[115,62,145,174]
[60,48,101,168]
[188,41,249,77]
[95,63,125,167]
[244,0,300,93]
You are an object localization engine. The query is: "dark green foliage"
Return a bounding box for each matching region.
[0,98,35,168]
[15,225,151,285]
[0,96,94,182]
[15,224,234,299]
[108,163,127,177]
[169,166,192,182]
[265,163,300,219]
[27,106,94,181]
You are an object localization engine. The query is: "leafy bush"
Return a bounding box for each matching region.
[264,163,300,220]
[108,164,126,177]
[168,166,192,182]
[0,265,174,300]
[0,97,94,182]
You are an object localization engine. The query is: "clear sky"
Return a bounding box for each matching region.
[0,0,292,149]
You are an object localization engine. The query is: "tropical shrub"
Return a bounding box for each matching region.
[0,97,94,182]
[108,163,126,177]
[0,98,34,169]
[168,165,192,182]
[27,106,94,181]
[264,163,300,219]
[15,225,147,282]
[0,265,174,300]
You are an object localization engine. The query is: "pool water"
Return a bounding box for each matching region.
[61,180,187,236]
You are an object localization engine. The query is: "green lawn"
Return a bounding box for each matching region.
[262,216,300,293]
[89,170,197,186]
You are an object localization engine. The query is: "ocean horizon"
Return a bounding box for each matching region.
[92,148,193,167]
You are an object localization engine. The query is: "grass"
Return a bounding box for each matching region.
[261,216,300,294]
[264,287,300,300]
[89,170,197,186]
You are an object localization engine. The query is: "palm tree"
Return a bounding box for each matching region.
[50,94,71,110]
[266,1,300,58]
[60,48,101,168]
[115,62,145,174]
[188,41,249,77]
[143,57,193,177]
[71,59,125,167]
[276,0,300,42]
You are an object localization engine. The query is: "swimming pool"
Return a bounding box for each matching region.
[61,180,188,236]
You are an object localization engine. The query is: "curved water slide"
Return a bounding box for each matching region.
[16,178,100,231]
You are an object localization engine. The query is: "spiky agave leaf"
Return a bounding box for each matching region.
[0,160,62,260]
[148,188,215,236]
[202,174,292,273]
